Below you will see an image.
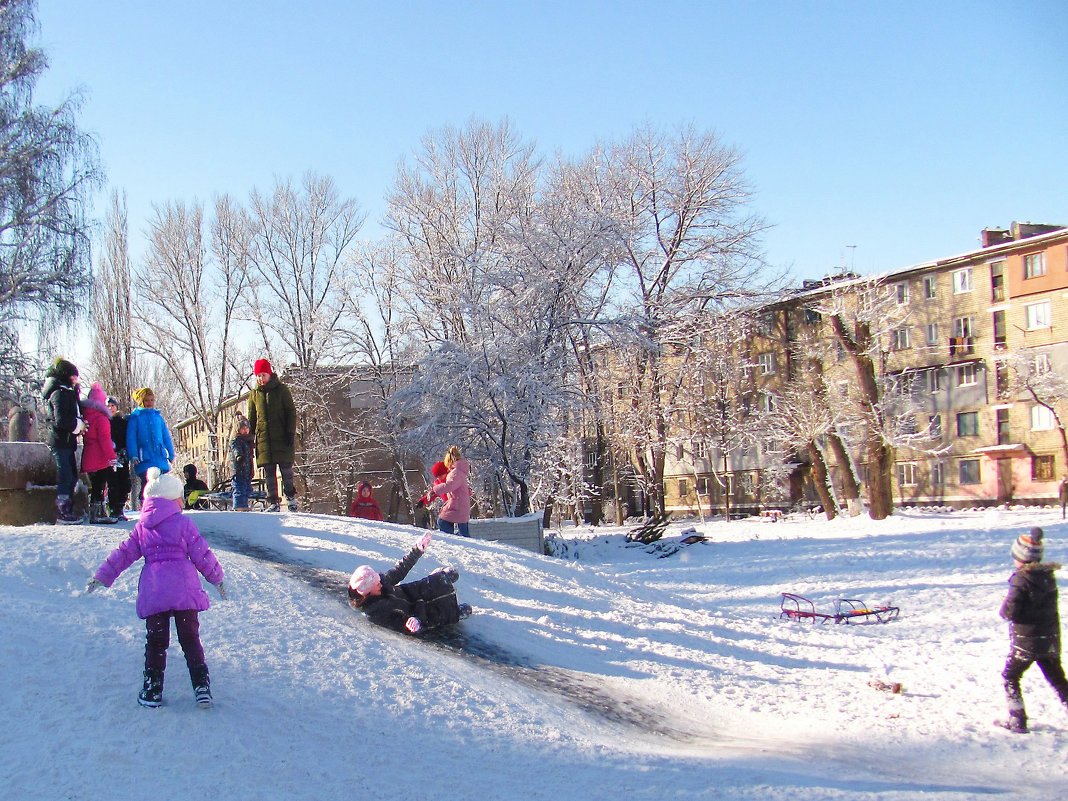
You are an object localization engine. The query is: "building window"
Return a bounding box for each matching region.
[694,440,706,459]
[1031,404,1056,431]
[929,414,942,437]
[990,260,1006,302]
[586,451,597,469]
[953,268,972,294]
[758,392,775,413]
[953,316,974,338]
[757,352,775,375]
[1033,455,1055,481]
[925,368,942,393]
[959,459,981,485]
[675,442,685,460]
[1032,352,1052,376]
[957,363,977,387]
[930,461,945,486]
[956,411,979,436]
[895,282,909,304]
[925,323,939,347]
[678,478,689,497]
[893,327,911,350]
[923,275,937,300]
[1025,301,1051,330]
[993,310,1007,348]
[896,462,918,487]
[1023,252,1046,279]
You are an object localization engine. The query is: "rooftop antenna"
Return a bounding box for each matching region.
[846,245,857,272]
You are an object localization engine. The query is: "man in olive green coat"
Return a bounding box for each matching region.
[247,358,298,512]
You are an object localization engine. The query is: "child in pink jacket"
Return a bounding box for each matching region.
[80,382,118,524]
[434,445,472,538]
[86,467,226,708]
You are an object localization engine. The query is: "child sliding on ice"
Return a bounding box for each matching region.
[348,532,472,634]
[997,527,1068,732]
[86,467,226,708]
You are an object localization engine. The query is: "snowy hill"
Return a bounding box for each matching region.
[1,507,1066,800]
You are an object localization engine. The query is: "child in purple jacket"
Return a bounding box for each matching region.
[86,467,227,708]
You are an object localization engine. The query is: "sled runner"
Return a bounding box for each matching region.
[779,592,899,625]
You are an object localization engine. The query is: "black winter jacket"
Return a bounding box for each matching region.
[1000,563,1062,658]
[353,547,461,634]
[109,414,129,464]
[42,376,81,450]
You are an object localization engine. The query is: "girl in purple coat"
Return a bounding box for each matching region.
[86,467,226,708]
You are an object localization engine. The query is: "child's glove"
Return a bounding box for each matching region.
[417,532,432,551]
[405,616,422,633]
[215,581,227,600]
[85,578,103,594]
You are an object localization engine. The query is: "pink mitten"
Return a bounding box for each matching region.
[405,617,422,633]
[418,532,432,551]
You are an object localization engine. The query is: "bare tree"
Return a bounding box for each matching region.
[132,197,251,483]
[241,172,365,368]
[0,0,102,402]
[1008,348,1068,476]
[592,124,772,517]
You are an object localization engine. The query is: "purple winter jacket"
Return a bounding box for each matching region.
[93,497,224,619]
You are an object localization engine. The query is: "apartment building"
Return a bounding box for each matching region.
[661,222,1068,515]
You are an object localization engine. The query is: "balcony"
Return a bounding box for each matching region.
[949,336,975,357]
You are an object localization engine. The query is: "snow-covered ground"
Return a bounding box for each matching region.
[1,505,1066,800]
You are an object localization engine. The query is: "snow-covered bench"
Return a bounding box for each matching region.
[467,513,545,554]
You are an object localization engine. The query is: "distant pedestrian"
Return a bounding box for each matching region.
[85,467,226,708]
[41,357,84,525]
[996,527,1068,733]
[182,463,209,509]
[246,358,298,512]
[106,396,132,521]
[347,480,384,521]
[80,382,118,524]
[1059,477,1067,520]
[229,416,254,511]
[126,387,176,502]
[433,445,472,538]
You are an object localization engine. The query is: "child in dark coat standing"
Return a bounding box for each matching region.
[41,357,84,524]
[86,467,226,708]
[997,527,1068,732]
[348,532,472,634]
[230,416,254,511]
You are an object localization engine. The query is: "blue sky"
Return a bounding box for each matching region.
[35,0,1068,282]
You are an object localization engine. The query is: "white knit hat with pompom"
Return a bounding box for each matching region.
[143,467,184,502]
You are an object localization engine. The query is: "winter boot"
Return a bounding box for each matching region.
[995,710,1028,734]
[110,507,129,522]
[267,502,281,513]
[90,502,118,524]
[457,603,473,619]
[55,495,83,526]
[190,664,212,708]
[138,668,164,708]
[286,496,299,512]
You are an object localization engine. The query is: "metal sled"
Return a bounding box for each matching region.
[779,592,899,625]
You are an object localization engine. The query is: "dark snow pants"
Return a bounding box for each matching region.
[1002,651,1068,721]
[144,610,205,672]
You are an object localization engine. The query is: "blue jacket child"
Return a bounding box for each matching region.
[126,387,176,482]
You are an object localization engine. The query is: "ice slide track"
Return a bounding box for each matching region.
[200,526,697,742]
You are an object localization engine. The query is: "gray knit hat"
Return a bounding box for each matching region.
[1011,527,1044,564]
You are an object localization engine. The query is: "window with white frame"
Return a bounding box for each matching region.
[895,282,909,304]
[893,326,911,350]
[953,267,972,294]
[923,275,937,300]
[930,461,945,486]
[1023,252,1046,279]
[953,316,973,338]
[678,478,689,497]
[586,451,597,469]
[756,352,775,375]
[758,392,775,413]
[957,363,977,386]
[1031,404,1056,431]
[1032,352,1052,375]
[1025,301,1051,330]
[929,414,943,437]
[694,440,706,459]
[896,462,918,487]
[926,322,939,347]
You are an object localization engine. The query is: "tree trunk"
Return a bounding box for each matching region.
[806,442,838,521]
[825,431,863,516]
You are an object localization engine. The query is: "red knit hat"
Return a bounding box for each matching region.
[254,358,272,375]
[430,461,448,479]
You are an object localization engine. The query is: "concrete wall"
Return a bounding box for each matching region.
[468,513,545,554]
